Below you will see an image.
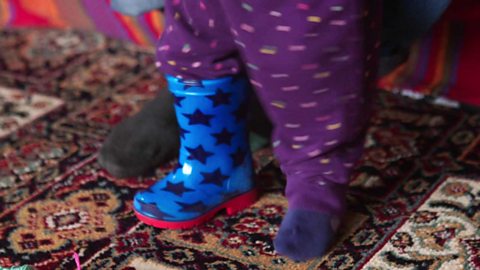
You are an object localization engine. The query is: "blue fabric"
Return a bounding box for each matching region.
[133,75,254,222]
[111,0,164,16]
[382,0,451,54]
[379,0,451,74]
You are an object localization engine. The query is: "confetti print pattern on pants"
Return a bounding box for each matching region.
[156,0,379,215]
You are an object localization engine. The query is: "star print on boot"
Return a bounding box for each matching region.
[98,86,272,179]
[273,209,340,261]
[133,75,258,229]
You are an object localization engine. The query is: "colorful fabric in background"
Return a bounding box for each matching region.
[2,0,480,107]
[378,0,480,106]
[0,0,164,46]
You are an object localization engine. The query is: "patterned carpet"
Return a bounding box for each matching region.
[0,29,479,270]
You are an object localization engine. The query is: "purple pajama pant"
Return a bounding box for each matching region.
[156,0,379,215]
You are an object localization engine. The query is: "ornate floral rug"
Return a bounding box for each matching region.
[0,29,479,270]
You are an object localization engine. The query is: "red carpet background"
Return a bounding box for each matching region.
[0,29,479,270]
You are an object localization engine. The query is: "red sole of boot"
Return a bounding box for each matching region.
[134,189,258,229]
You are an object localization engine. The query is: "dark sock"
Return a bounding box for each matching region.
[98,90,180,178]
[273,209,339,262]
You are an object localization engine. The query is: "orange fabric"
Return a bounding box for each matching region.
[18,0,67,27]
[0,0,10,28]
[1,0,164,47]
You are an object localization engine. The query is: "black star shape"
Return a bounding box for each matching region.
[178,78,205,90]
[207,88,231,107]
[162,181,194,196]
[230,147,246,167]
[200,168,229,187]
[183,109,214,126]
[185,145,213,164]
[139,203,174,219]
[211,128,234,145]
[232,102,248,123]
[174,96,185,106]
[175,163,183,170]
[179,127,190,139]
[177,201,210,213]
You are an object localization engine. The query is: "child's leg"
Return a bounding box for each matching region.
[133,0,258,228]
[154,0,242,80]
[220,0,379,261]
[99,0,244,178]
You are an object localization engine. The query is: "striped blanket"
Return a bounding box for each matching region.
[0,0,163,46]
[378,0,480,106]
[1,0,479,106]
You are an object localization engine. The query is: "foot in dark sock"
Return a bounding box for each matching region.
[98,88,272,178]
[98,90,180,178]
[273,209,339,261]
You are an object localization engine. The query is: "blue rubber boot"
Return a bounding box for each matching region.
[133,75,257,229]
